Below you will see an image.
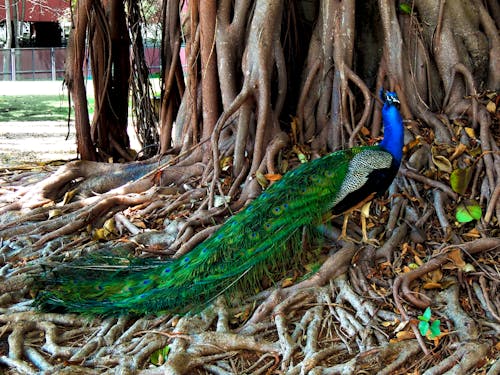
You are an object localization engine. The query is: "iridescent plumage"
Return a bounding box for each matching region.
[35,90,404,316]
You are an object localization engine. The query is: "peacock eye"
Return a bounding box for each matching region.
[263,222,272,231]
[248,232,260,240]
[142,279,151,285]
[325,169,335,178]
[272,206,282,215]
[163,267,171,274]
[309,174,323,183]
[183,257,190,263]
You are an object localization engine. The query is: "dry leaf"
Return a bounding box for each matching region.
[423,282,442,289]
[462,263,476,273]
[93,228,107,241]
[395,330,415,341]
[449,143,467,161]
[103,218,116,235]
[255,171,268,188]
[464,127,476,138]
[133,221,147,229]
[447,249,466,268]
[486,100,496,114]
[62,189,77,205]
[48,209,62,219]
[432,154,452,173]
[429,268,443,283]
[264,173,282,181]
[464,228,481,238]
[220,156,233,171]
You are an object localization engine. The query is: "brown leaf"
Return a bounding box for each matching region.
[464,127,476,139]
[394,330,415,341]
[447,249,466,268]
[264,173,283,181]
[423,282,442,289]
[486,100,496,114]
[432,154,452,173]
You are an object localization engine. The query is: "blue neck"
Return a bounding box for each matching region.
[379,103,404,164]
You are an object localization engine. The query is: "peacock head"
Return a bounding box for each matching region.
[380,90,400,108]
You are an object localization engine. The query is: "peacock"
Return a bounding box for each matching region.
[34,90,404,316]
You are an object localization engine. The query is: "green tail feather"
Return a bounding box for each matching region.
[34,149,361,316]
[35,90,403,316]
[35,142,398,315]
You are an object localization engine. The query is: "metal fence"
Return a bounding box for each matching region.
[1,47,66,80]
[0,47,163,81]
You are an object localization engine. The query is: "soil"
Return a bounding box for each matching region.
[0,120,77,168]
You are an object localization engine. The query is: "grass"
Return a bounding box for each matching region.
[0,95,95,122]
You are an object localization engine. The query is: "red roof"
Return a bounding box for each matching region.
[0,0,70,23]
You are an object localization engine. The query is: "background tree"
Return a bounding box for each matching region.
[0,0,499,373]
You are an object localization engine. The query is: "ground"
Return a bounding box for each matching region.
[0,80,141,168]
[0,82,499,375]
[0,120,77,167]
[0,81,77,167]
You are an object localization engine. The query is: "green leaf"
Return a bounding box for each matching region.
[150,345,170,366]
[455,200,482,223]
[418,320,430,336]
[418,307,432,322]
[450,167,472,195]
[399,3,412,14]
[429,319,441,339]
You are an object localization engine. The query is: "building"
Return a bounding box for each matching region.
[0,0,70,47]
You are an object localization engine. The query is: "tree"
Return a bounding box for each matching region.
[0,0,499,373]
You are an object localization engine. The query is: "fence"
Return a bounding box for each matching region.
[1,47,66,80]
[0,46,163,81]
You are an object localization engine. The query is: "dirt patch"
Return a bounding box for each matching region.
[0,121,77,168]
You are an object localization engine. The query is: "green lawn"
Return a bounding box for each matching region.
[0,95,95,122]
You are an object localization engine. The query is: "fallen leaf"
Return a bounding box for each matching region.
[463,228,481,238]
[103,218,116,235]
[62,189,77,205]
[464,127,476,138]
[486,100,496,114]
[255,171,268,188]
[394,330,415,341]
[449,143,467,161]
[423,282,442,289]
[48,209,62,219]
[450,167,472,195]
[432,154,452,173]
[462,263,476,273]
[133,220,147,229]
[220,156,233,171]
[214,195,231,208]
[264,173,282,181]
[447,249,466,268]
[414,255,424,266]
[455,200,482,223]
